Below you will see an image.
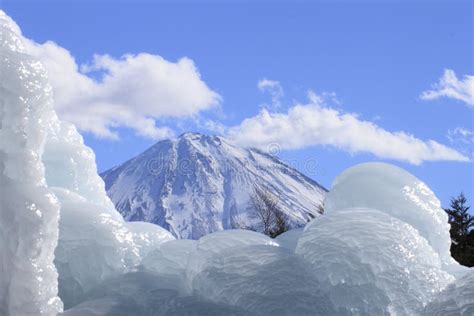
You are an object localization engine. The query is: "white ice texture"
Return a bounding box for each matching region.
[423,270,474,315]
[0,11,62,316]
[1,10,473,316]
[295,208,454,315]
[324,163,461,272]
[0,10,174,314]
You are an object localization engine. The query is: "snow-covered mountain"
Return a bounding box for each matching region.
[101,132,326,239]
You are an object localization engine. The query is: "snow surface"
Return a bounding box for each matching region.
[1,10,473,316]
[101,132,327,239]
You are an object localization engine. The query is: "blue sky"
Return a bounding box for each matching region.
[2,0,473,208]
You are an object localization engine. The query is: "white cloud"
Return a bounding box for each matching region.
[258,79,284,110]
[420,69,474,107]
[25,40,221,140]
[447,127,474,144]
[227,90,469,165]
[202,119,228,135]
[447,127,474,159]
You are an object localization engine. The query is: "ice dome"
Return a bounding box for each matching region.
[324,162,455,268]
[296,207,455,315]
[196,229,278,253]
[126,221,175,258]
[186,229,279,288]
[275,227,304,251]
[192,244,335,315]
[141,239,197,294]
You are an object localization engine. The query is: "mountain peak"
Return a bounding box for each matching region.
[178,131,203,139]
[176,131,228,151]
[101,134,326,239]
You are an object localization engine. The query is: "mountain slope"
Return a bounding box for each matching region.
[101,132,326,239]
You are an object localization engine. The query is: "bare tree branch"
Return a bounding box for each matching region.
[249,185,289,237]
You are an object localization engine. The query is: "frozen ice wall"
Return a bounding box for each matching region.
[53,186,174,309]
[0,10,176,314]
[43,120,118,217]
[0,11,62,315]
[46,130,175,309]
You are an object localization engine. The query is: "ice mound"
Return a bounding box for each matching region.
[53,158,471,315]
[141,239,197,293]
[192,244,335,315]
[0,11,62,315]
[186,230,279,289]
[126,221,175,258]
[324,163,454,266]
[196,229,278,253]
[275,227,304,251]
[296,208,455,315]
[52,188,139,308]
[53,189,176,309]
[60,272,248,316]
[423,270,474,315]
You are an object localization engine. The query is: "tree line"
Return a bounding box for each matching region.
[444,193,473,267]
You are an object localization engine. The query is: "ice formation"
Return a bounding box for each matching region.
[1,10,473,316]
[58,159,473,316]
[191,244,335,315]
[50,145,175,310]
[324,163,456,270]
[423,270,474,315]
[187,230,280,293]
[0,10,174,314]
[275,227,303,251]
[0,11,62,315]
[296,208,454,315]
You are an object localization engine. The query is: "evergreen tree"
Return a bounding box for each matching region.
[444,193,474,267]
